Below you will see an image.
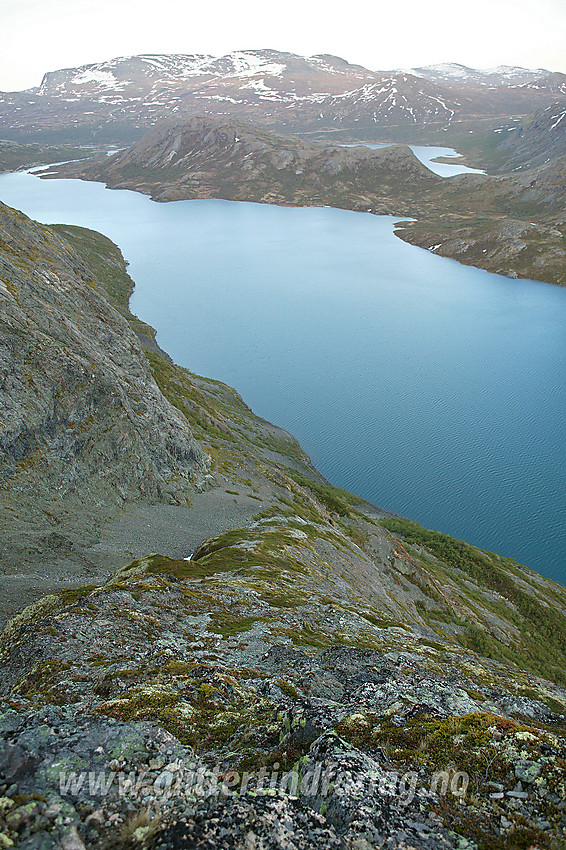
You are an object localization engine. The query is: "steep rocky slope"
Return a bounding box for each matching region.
[1,204,342,624]
[0,203,207,498]
[1,203,566,848]
[491,100,566,171]
[0,202,208,616]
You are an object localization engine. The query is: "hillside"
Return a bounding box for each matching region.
[491,100,566,171]
[1,202,566,848]
[0,201,212,615]
[0,50,564,145]
[393,103,566,284]
[54,115,439,209]
[49,114,566,286]
[0,139,98,172]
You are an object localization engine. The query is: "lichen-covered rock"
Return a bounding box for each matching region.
[1,547,566,848]
[154,791,345,850]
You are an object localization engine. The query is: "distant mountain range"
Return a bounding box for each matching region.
[1,49,564,144]
[400,62,557,86]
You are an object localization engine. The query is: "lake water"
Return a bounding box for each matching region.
[0,169,564,585]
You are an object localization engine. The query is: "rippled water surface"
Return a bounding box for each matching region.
[0,169,564,584]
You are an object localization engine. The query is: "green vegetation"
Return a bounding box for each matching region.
[145,351,230,441]
[286,469,365,517]
[334,709,545,783]
[97,670,278,752]
[208,612,271,638]
[113,552,244,582]
[381,517,566,684]
[51,223,157,337]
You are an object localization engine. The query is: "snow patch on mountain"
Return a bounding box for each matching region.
[403,63,551,86]
[71,69,122,88]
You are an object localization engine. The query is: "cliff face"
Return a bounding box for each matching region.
[0,202,209,610]
[1,204,566,849]
[0,202,206,497]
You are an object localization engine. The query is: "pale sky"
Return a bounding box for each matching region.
[0,0,564,91]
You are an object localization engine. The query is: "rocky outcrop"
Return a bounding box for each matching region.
[395,208,566,285]
[0,203,212,617]
[1,545,566,848]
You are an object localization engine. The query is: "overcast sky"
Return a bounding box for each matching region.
[0,0,564,91]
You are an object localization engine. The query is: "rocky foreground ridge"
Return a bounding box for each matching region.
[1,203,566,848]
[50,113,566,287]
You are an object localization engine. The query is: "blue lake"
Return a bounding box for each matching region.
[0,169,564,585]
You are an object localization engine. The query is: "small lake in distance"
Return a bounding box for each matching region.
[341,144,486,177]
[0,164,564,585]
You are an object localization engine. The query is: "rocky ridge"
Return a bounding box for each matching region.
[1,203,566,847]
[55,115,439,209]
[0,203,209,618]
[0,202,207,499]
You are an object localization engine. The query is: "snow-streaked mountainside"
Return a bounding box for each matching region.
[403,63,554,86]
[35,50,375,96]
[317,75,467,128]
[492,99,566,170]
[1,49,565,144]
